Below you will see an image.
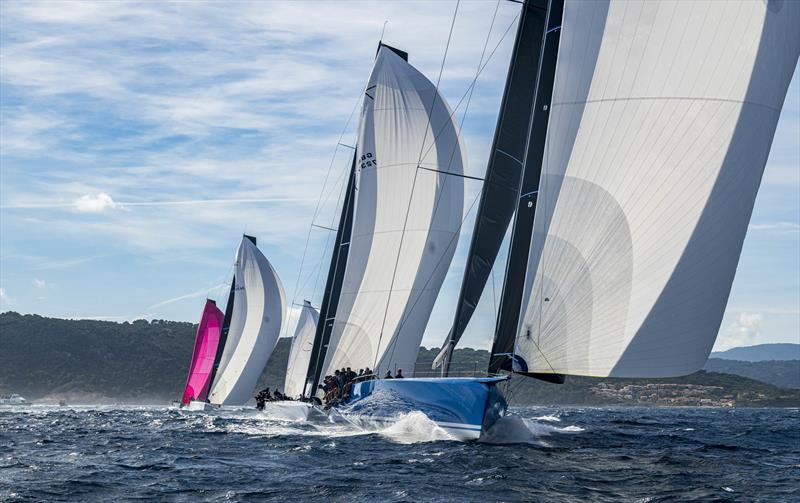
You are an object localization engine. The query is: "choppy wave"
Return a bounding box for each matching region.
[1,406,797,501]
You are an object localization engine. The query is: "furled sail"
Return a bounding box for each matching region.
[284,301,319,398]
[181,299,224,405]
[515,0,800,378]
[322,45,466,377]
[209,235,286,404]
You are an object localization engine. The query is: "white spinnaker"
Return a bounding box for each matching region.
[209,237,286,404]
[516,0,799,378]
[323,47,466,377]
[284,301,319,398]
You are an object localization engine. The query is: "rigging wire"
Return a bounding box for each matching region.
[301,18,393,385]
[380,0,507,370]
[417,5,521,166]
[379,182,483,371]
[281,78,365,340]
[372,0,462,371]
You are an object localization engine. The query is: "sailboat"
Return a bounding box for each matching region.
[284,300,319,399]
[303,0,799,440]
[297,43,506,439]
[248,299,324,421]
[181,234,287,410]
[181,299,225,411]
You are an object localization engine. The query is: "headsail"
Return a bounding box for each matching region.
[284,301,319,398]
[514,0,800,378]
[322,45,466,377]
[208,235,287,404]
[181,299,224,405]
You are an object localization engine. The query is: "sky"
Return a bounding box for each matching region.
[0,1,798,353]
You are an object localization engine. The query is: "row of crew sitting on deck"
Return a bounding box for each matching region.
[318,367,404,407]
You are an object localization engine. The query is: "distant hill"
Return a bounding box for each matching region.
[1,311,799,407]
[704,358,799,389]
[711,343,800,361]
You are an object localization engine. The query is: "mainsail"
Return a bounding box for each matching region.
[284,300,319,398]
[322,45,466,377]
[512,0,800,378]
[181,299,224,405]
[208,235,287,404]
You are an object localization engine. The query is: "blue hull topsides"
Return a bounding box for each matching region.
[336,377,508,441]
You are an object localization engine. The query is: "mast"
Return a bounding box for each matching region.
[303,156,357,397]
[439,0,550,375]
[488,0,564,377]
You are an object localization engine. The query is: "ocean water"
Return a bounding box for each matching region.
[1,406,798,502]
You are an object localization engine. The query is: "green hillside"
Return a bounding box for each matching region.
[704,358,800,389]
[1,311,798,407]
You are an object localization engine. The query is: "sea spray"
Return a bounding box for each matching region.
[1,406,796,501]
[480,415,585,445]
[376,411,454,444]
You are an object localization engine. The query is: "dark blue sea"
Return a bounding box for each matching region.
[1,405,798,502]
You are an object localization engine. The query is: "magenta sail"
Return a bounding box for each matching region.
[181,299,225,405]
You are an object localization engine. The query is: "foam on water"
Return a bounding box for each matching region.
[480,415,585,444]
[374,411,455,444]
[3,405,797,501]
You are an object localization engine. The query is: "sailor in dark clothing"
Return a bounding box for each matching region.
[384,370,393,379]
[395,369,404,379]
[255,387,270,410]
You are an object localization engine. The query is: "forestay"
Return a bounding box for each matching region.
[209,236,286,404]
[284,301,319,398]
[516,0,800,378]
[323,46,466,377]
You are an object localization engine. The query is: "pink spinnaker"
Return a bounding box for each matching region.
[181,299,225,405]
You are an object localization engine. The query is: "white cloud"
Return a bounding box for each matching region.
[74,193,119,213]
[0,287,12,308]
[715,312,763,352]
[748,221,800,233]
[146,283,230,312]
[33,278,46,288]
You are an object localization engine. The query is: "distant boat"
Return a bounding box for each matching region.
[284,300,319,399]
[207,235,287,406]
[179,235,286,410]
[300,0,799,441]
[181,299,224,411]
[0,394,27,405]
